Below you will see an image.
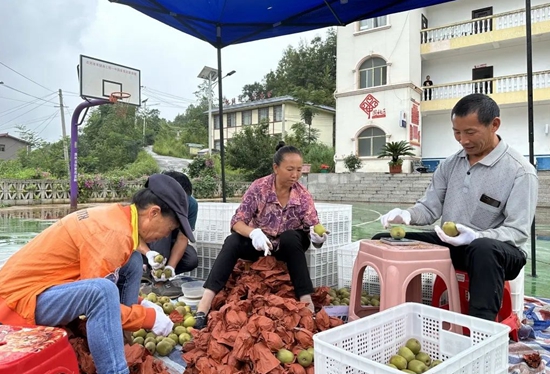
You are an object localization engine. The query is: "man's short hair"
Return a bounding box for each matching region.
[451,93,500,126]
[162,171,193,196]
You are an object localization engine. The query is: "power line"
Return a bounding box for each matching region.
[0,92,57,118]
[143,86,197,103]
[0,96,42,104]
[142,92,188,109]
[0,105,56,129]
[0,113,58,154]
[0,61,53,92]
[0,84,57,104]
[35,112,59,137]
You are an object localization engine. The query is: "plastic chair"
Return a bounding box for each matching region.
[348,239,461,322]
[431,270,519,341]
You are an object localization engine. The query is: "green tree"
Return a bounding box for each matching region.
[140,108,164,146]
[263,29,336,107]
[154,83,209,157]
[303,143,335,172]
[78,104,142,173]
[16,124,45,148]
[239,82,269,103]
[284,123,320,150]
[225,122,281,181]
[18,138,68,178]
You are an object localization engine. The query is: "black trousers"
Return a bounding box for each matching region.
[372,231,526,321]
[204,230,314,298]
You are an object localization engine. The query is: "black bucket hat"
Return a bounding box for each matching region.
[145,173,195,242]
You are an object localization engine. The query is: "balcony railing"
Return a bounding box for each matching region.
[422,70,550,101]
[421,3,550,44]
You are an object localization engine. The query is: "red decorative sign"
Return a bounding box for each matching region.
[409,102,421,146]
[359,94,380,119]
[372,108,386,119]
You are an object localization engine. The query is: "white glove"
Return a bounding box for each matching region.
[309,226,329,245]
[380,208,411,229]
[140,299,174,336]
[435,223,478,246]
[151,265,176,282]
[249,228,272,256]
[145,250,167,270]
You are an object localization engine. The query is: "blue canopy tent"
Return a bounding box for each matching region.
[109,0,538,275]
[109,0,455,201]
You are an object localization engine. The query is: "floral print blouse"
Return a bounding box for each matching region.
[230,174,319,249]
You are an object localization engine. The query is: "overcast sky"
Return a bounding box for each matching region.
[0,0,328,142]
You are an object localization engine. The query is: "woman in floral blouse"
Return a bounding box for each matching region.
[194,142,328,329]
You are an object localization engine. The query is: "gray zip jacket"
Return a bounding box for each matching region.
[408,138,538,250]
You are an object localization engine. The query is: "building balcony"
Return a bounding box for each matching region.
[421,3,550,57]
[421,70,550,113]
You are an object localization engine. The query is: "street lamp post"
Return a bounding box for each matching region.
[197,66,235,153]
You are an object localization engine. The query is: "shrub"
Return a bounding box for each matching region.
[343,153,362,172]
[188,156,216,179]
[303,143,335,173]
[192,175,218,198]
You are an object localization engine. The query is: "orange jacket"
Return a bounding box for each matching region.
[0,204,155,331]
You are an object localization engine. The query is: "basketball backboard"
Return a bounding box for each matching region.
[79,55,141,106]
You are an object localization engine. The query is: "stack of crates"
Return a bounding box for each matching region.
[185,202,352,287]
[337,241,434,304]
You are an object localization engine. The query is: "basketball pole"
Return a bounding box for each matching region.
[69,98,112,212]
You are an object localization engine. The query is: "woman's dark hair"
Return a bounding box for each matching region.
[451,93,500,126]
[162,170,193,196]
[131,188,176,219]
[273,141,302,166]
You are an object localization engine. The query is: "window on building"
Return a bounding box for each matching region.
[359,16,388,31]
[359,57,387,89]
[227,113,236,127]
[357,127,386,157]
[0,144,4,152]
[259,108,269,122]
[242,110,252,125]
[273,105,283,122]
[214,115,220,129]
[214,140,221,150]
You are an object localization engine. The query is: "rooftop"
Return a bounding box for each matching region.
[209,95,335,115]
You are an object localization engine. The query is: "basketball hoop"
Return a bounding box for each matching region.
[109,91,131,103]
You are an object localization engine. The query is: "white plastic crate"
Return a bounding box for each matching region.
[185,241,339,287]
[192,202,352,287]
[194,202,352,246]
[183,242,223,280]
[194,203,239,243]
[337,241,434,304]
[313,303,510,374]
[306,244,338,287]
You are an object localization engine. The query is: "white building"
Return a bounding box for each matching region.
[335,0,550,173]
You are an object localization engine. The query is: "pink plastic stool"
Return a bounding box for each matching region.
[348,239,462,322]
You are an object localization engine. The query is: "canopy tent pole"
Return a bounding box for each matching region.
[217,27,227,202]
[525,0,536,277]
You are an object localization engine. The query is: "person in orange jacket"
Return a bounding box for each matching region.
[0,173,195,374]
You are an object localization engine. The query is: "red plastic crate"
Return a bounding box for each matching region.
[0,325,79,374]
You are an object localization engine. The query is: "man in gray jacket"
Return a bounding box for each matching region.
[375,93,538,321]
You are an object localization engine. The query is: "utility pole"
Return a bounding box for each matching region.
[57,89,70,177]
[142,98,148,146]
